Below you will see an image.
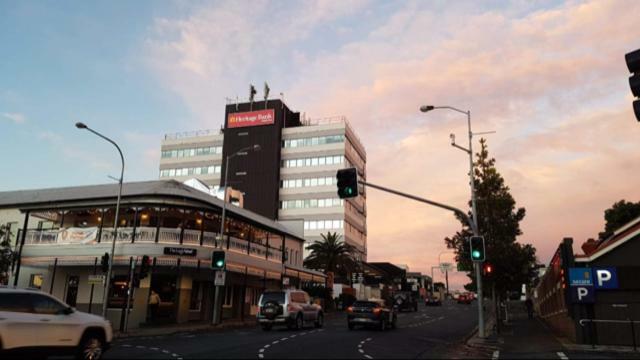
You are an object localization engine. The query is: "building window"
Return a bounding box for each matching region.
[280,198,343,209]
[161,146,222,159]
[304,220,343,230]
[283,135,345,148]
[282,155,344,168]
[160,165,221,178]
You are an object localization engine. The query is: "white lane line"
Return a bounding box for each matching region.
[359,349,365,354]
[290,335,296,338]
[264,344,270,348]
[122,344,132,348]
[258,354,264,359]
[557,352,569,360]
[172,354,179,358]
[272,340,279,344]
[366,338,372,341]
[364,355,373,359]
[162,350,170,354]
[301,332,307,336]
[136,345,145,349]
[280,337,288,341]
[492,350,499,359]
[150,347,159,351]
[259,349,265,353]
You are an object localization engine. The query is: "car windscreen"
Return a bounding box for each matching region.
[260,292,285,305]
[352,301,379,308]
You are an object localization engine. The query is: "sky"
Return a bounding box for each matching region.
[1,0,639,290]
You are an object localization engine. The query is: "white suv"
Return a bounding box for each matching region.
[0,287,113,359]
[257,289,323,331]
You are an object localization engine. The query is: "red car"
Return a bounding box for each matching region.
[457,294,472,304]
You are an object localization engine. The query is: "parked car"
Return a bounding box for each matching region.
[424,295,442,306]
[257,290,323,331]
[392,292,418,312]
[347,300,397,331]
[457,293,472,305]
[0,286,113,359]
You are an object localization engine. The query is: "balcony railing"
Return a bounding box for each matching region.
[23,227,284,262]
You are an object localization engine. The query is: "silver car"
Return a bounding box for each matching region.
[257,290,323,331]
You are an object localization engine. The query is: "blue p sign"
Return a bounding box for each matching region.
[593,267,618,289]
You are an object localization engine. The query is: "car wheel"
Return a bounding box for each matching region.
[379,318,387,331]
[262,324,272,331]
[77,334,104,360]
[295,314,303,330]
[314,313,324,328]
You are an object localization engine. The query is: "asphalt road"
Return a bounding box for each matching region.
[105,300,486,359]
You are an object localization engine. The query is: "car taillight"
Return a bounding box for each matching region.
[373,308,382,316]
[346,306,353,313]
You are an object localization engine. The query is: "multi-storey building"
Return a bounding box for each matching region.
[159,100,367,260]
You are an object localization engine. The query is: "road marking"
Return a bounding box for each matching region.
[301,332,307,336]
[258,354,264,359]
[150,347,159,351]
[280,337,288,341]
[290,335,296,338]
[172,354,179,357]
[122,344,132,348]
[359,349,365,354]
[264,344,270,348]
[557,352,569,360]
[366,338,372,341]
[364,355,373,359]
[358,344,362,348]
[272,340,279,344]
[162,350,170,354]
[259,349,265,353]
[492,350,499,359]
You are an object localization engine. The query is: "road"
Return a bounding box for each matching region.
[105,300,487,359]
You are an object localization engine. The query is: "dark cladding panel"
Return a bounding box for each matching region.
[221,100,300,220]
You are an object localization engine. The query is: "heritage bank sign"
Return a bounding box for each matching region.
[569,267,619,303]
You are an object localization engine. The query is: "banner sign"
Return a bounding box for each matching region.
[163,247,197,256]
[227,109,275,128]
[57,227,98,244]
[569,268,593,287]
[88,275,105,285]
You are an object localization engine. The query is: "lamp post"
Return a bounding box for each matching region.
[420,105,485,338]
[75,122,124,319]
[213,144,261,325]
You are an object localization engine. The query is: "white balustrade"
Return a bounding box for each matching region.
[182,229,201,245]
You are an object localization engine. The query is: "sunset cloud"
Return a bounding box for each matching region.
[144,0,640,288]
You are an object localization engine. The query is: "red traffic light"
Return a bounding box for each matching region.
[483,263,493,275]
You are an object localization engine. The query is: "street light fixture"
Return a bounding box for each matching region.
[213,144,260,325]
[75,122,124,319]
[420,105,486,338]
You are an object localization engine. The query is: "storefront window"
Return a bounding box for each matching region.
[190,281,202,311]
[107,275,133,308]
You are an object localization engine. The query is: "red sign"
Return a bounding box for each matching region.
[227,109,275,128]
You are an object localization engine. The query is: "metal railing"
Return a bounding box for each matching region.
[579,318,640,350]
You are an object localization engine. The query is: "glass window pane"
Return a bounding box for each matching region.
[333,220,340,229]
[310,222,317,230]
[325,220,332,229]
[318,178,325,186]
[311,178,317,186]
[296,179,302,187]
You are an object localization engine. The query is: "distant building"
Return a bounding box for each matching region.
[159,99,367,261]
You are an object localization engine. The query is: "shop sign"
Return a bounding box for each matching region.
[163,247,197,256]
[282,277,290,286]
[58,227,98,244]
[227,109,275,128]
[214,271,226,286]
[593,267,618,289]
[570,286,595,304]
[88,274,105,285]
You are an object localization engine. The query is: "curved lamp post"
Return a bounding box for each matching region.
[75,122,124,319]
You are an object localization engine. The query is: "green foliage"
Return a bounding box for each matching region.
[445,138,537,294]
[0,225,15,285]
[303,232,356,278]
[598,200,640,240]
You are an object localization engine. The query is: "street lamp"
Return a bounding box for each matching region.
[75,122,124,319]
[213,144,260,325]
[420,105,485,338]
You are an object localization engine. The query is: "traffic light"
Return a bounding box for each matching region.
[100,252,109,273]
[212,251,226,270]
[139,255,151,279]
[336,168,358,199]
[483,263,493,275]
[625,48,640,121]
[469,236,486,262]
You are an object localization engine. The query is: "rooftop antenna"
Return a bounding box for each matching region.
[235,95,239,111]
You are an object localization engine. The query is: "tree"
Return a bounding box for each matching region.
[303,232,356,278]
[0,225,15,285]
[445,138,537,295]
[598,200,640,240]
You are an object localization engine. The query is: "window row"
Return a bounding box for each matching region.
[282,155,344,168]
[159,165,221,178]
[304,220,344,230]
[161,146,222,159]
[280,198,343,209]
[281,176,335,189]
[282,134,344,148]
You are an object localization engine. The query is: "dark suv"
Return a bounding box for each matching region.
[257,290,323,331]
[347,300,397,331]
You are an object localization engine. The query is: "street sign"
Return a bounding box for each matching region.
[214,271,226,286]
[570,286,595,304]
[88,274,105,285]
[569,268,593,287]
[440,262,453,272]
[282,277,290,286]
[593,267,618,289]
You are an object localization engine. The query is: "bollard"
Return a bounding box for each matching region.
[631,319,637,352]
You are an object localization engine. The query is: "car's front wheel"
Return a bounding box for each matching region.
[77,334,104,360]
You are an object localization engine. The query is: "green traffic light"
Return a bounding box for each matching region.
[346,187,353,195]
[216,260,224,268]
[472,250,481,259]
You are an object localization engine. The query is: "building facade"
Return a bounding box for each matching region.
[0,181,324,330]
[159,100,367,260]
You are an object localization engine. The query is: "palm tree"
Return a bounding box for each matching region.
[303,232,356,277]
